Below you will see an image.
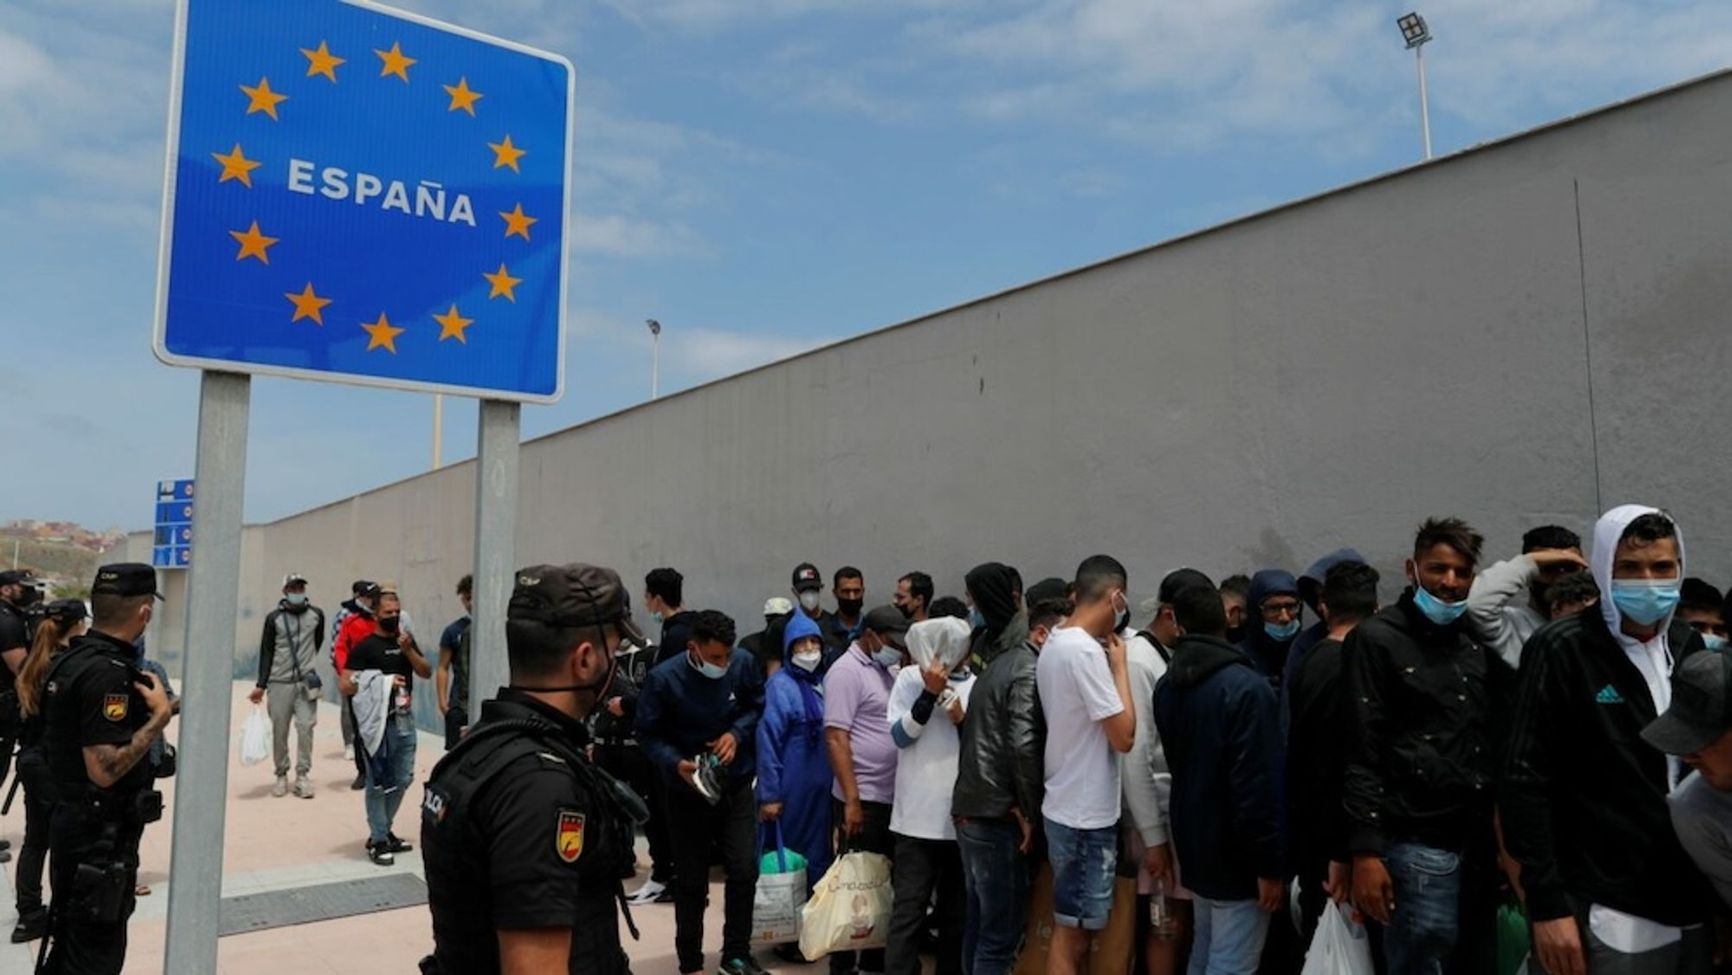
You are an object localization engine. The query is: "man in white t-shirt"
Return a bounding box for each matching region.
[884,617,976,975]
[1036,555,1137,975]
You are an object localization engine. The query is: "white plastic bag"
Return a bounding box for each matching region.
[1300,901,1375,975]
[798,851,892,960]
[906,617,973,671]
[239,705,270,766]
[753,866,807,945]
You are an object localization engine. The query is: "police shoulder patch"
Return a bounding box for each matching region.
[555,809,585,863]
[102,693,129,722]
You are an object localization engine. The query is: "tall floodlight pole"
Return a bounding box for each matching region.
[646,318,662,399]
[1398,12,1434,160]
[431,393,444,469]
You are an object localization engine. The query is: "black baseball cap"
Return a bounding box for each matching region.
[350,579,374,595]
[91,563,164,600]
[862,604,910,647]
[0,570,36,587]
[510,563,647,647]
[283,573,309,588]
[44,598,88,623]
[792,562,823,593]
[1642,650,1732,755]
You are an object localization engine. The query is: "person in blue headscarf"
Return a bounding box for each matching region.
[756,610,836,894]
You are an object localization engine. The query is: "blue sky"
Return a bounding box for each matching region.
[4,0,1731,531]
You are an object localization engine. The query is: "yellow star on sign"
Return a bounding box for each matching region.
[488,134,526,173]
[283,283,332,325]
[228,221,279,264]
[375,42,416,83]
[433,303,475,343]
[210,144,262,188]
[499,203,537,241]
[443,77,483,116]
[361,312,406,353]
[239,77,288,120]
[483,263,522,302]
[301,40,345,83]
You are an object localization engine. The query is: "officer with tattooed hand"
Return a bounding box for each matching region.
[421,563,649,975]
[40,563,175,974]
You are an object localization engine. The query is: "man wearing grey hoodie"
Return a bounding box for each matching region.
[1502,506,1712,975]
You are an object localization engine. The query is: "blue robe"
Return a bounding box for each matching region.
[755,613,835,888]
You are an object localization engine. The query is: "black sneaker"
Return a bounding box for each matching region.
[367,841,395,866]
[719,956,768,975]
[772,943,810,964]
[350,774,366,791]
[386,832,413,853]
[10,910,46,944]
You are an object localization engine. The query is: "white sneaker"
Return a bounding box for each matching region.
[294,777,314,799]
[625,879,666,905]
[343,745,354,761]
[272,776,288,798]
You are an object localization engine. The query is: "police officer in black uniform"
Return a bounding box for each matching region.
[421,563,649,975]
[0,568,42,865]
[40,563,175,975]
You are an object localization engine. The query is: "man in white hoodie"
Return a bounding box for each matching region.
[1464,524,1586,669]
[1502,506,1713,975]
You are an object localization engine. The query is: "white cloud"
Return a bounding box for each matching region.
[919,0,1732,151]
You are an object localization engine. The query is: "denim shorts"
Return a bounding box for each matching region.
[1045,821,1117,931]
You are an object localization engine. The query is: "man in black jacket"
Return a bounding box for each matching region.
[1345,518,1509,975]
[1153,584,1283,974]
[1287,560,1378,944]
[1503,506,1713,975]
[952,596,1061,975]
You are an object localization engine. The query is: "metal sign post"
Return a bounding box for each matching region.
[469,399,520,714]
[163,371,250,974]
[149,0,572,967]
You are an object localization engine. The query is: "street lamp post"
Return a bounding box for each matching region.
[1397,11,1434,161]
[646,319,662,400]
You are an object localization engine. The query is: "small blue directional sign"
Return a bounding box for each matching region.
[152,0,573,403]
[153,478,196,569]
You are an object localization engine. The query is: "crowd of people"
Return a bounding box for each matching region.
[534,504,1732,975]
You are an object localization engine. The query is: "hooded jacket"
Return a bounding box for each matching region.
[1282,548,1364,720]
[756,612,835,885]
[1152,634,1283,900]
[1502,505,1710,926]
[965,562,1029,669]
[1465,555,1553,669]
[257,599,325,687]
[1341,590,1511,855]
[1241,569,1300,688]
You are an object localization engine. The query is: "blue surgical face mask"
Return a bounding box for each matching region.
[1610,579,1681,627]
[650,610,664,625]
[1264,619,1301,641]
[1412,583,1468,626]
[688,651,728,680]
[872,646,903,670]
[968,608,986,630]
[284,593,308,607]
[1703,633,1727,651]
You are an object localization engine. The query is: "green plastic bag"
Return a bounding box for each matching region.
[1496,899,1531,975]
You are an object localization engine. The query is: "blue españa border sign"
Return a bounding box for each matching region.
[152,0,573,403]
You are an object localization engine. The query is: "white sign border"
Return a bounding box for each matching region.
[149,0,575,406]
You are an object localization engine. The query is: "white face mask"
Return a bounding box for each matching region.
[792,650,823,672]
[798,591,821,613]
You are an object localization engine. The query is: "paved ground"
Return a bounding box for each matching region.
[0,682,829,974]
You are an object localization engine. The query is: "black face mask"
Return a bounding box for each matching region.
[379,616,401,634]
[837,598,863,618]
[1225,624,1246,644]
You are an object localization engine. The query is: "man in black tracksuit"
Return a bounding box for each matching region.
[1286,560,1379,945]
[1344,519,1511,975]
[1503,506,1713,975]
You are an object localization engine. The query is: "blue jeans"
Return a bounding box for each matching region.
[1188,897,1270,975]
[1044,820,1116,931]
[365,711,417,845]
[957,818,1032,975]
[1382,843,1461,975]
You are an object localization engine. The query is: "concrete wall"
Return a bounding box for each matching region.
[139,71,1732,682]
